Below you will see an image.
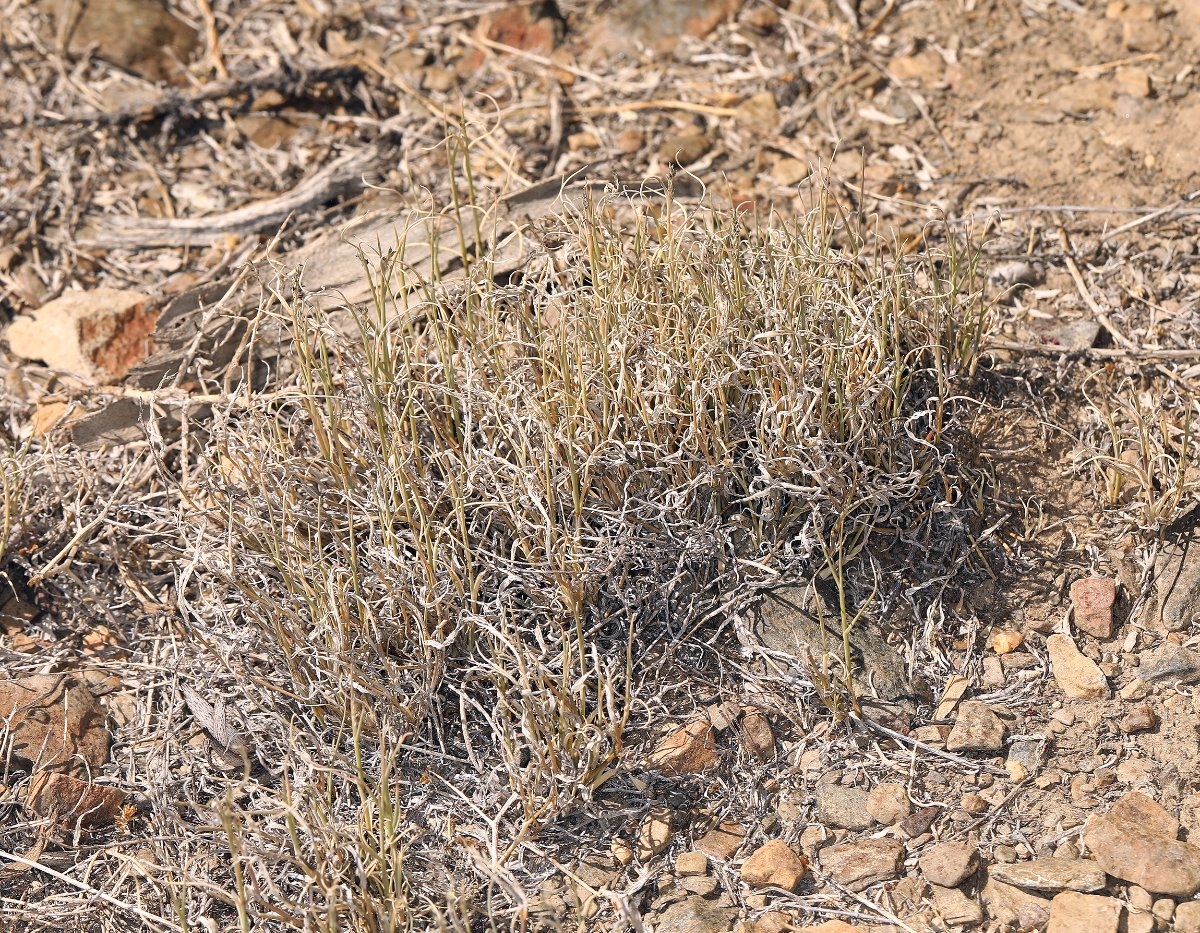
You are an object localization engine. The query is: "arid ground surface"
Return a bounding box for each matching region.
[4,1,1200,931]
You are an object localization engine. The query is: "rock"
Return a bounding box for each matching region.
[44,0,199,84]
[930,884,984,926]
[1121,677,1152,700]
[1114,66,1152,97]
[866,783,911,825]
[1177,901,1200,933]
[772,158,810,187]
[740,840,808,892]
[0,674,110,773]
[741,910,795,933]
[615,128,644,154]
[1048,79,1115,114]
[990,857,1107,893]
[586,0,741,55]
[982,877,1053,930]
[680,875,719,896]
[739,707,775,761]
[695,821,746,860]
[1047,633,1110,698]
[901,805,940,838]
[707,700,740,732]
[676,851,708,876]
[945,701,1007,752]
[653,895,737,933]
[5,288,159,384]
[647,720,719,775]
[1083,792,1200,896]
[478,1,565,55]
[991,630,1024,654]
[24,771,130,829]
[611,836,633,865]
[1007,737,1045,775]
[960,791,988,815]
[659,130,711,165]
[816,783,874,830]
[1070,577,1116,638]
[637,807,674,860]
[1139,643,1200,683]
[819,838,904,892]
[1145,539,1200,632]
[1046,891,1123,933]
[1120,704,1158,733]
[920,841,980,888]
[735,91,779,133]
[802,923,861,933]
[888,49,945,86]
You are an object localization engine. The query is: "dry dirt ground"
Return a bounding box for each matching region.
[4,1,1200,932]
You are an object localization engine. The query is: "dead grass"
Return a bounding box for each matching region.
[145,173,998,930]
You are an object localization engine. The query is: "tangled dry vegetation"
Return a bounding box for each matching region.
[1,166,1008,929]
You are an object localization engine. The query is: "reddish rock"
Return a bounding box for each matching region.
[1120,705,1158,733]
[695,820,746,860]
[45,0,199,84]
[0,674,110,773]
[1046,891,1123,933]
[25,771,130,829]
[920,841,980,888]
[586,0,742,56]
[819,838,904,892]
[738,706,774,761]
[478,1,565,55]
[647,719,719,774]
[1071,577,1116,638]
[6,288,158,384]
[982,877,1053,930]
[1083,792,1200,896]
[740,839,808,892]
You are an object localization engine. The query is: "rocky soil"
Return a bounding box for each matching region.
[4,1,1200,931]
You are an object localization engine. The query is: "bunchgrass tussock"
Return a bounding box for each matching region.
[179,173,994,929]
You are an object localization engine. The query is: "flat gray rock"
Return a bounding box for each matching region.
[746,582,929,717]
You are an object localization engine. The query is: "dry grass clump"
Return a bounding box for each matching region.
[1073,371,1200,532]
[174,182,993,929]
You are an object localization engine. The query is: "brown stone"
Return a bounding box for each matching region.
[1120,705,1158,733]
[920,841,980,888]
[478,1,565,55]
[819,838,904,892]
[0,674,110,773]
[982,877,1053,930]
[816,783,874,830]
[990,856,1107,893]
[900,805,940,838]
[739,706,774,761]
[946,700,1007,752]
[637,807,673,859]
[647,719,719,774]
[695,820,746,860]
[930,884,984,926]
[6,288,158,384]
[654,896,736,933]
[25,771,129,829]
[865,782,911,825]
[735,91,780,133]
[1083,792,1200,896]
[1046,891,1123,933]
[43,0,199,84]
[740,839,808,892]
[1047,633,1110,698]
[659,130,711,165]
[586,0,742,56]
[1071,577,1116,638]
